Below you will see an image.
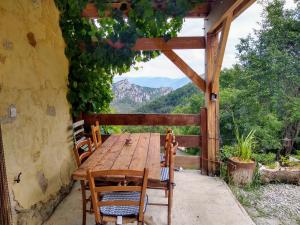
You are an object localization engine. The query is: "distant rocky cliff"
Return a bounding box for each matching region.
[111,79,172,112]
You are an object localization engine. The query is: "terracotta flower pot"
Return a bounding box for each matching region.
[227,157,256,186]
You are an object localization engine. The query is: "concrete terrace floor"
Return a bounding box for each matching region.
[44,170,255,225]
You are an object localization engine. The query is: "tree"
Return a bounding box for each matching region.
[224,0,300,151]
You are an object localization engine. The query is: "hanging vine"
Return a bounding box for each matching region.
[54,0,204,116]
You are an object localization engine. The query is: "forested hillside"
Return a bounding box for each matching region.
[135,82,200,113]
[111,79,172,112]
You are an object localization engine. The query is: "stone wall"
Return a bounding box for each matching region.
[0,1,76,224]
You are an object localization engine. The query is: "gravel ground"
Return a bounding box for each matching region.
[234,184,300,225]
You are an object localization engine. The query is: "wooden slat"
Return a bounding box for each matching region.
[82,2,210,18]
[95,186,142,193]
[83,114,201,126]
[132,37,206,50]
[111,134,140,170]
[146,133,161,182]
[129,133,150,172]
[175,156,201,170]
[99,201,139,207]
[211,14,233,94]
[162,50,206,92]
[72,120,84,128]
[73,128,84,137]
[93,134,130,172]
[72,135,120,179]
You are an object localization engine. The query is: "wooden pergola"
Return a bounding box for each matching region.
[81,0,256,176]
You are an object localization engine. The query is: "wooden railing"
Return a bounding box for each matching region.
[82,109,208,171]
[83,113,200,126]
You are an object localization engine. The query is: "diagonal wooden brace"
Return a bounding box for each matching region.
[162,50,206,92]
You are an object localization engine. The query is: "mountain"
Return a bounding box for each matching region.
[111,79,172,112]
[113,77,190,89]
[135,82,200,113]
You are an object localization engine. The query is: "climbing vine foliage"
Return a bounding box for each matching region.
[54,0,203,116]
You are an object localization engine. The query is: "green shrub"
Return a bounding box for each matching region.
[252,152,276,165]
[220,145,238,161]
[235,129,256,161]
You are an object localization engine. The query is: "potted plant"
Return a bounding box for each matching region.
[227,128,257,186]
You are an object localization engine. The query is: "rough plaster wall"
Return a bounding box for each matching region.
[0,0,76,224]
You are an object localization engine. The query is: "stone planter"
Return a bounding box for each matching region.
[227,157,256,186]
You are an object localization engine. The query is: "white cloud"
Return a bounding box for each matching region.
[121,1,296,78]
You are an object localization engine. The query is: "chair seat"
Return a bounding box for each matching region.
[160,167,169,182]
[100,192,147,216]
[160,153,165,162]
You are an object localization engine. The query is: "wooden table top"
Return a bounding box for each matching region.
[72,133,161,182]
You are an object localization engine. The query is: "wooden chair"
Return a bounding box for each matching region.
[91,121,102,149]
[73,138,93,225]
[87,169,149,225]
[73,120,90,153]
[148,141,178,225]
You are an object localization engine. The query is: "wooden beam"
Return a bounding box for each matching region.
[162,50,206,92]
[83,114,201,126]
[133,37,206,51]
[82,2,210,18]
[102,134,201,148]
[211,14,233,93]
[204,32,219,176]
[205,0,255,33]
[233,0,256,19]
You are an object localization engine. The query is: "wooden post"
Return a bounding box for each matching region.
[200,108,208,175]
[204,32,220,176]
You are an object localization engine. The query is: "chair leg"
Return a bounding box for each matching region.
[165,189,168,198]
[80,181,87,225]
[167,184,173,225]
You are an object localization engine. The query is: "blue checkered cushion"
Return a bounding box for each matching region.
[100,192,147,216]
[160,167,169,182]
[160,153,165,162]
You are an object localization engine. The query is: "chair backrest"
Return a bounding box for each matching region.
[87,169,149,224]
[169,142,178,184]
[164,129,175,166]
[91,121,102,149]
[73,120,86,144]
[73,138,93,167]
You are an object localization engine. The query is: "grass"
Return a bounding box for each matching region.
[293,154,300,160]
[265,162,277,169]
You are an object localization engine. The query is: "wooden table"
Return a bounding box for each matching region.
[72,133,161,183]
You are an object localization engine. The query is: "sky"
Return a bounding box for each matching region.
[121,0,296,79]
